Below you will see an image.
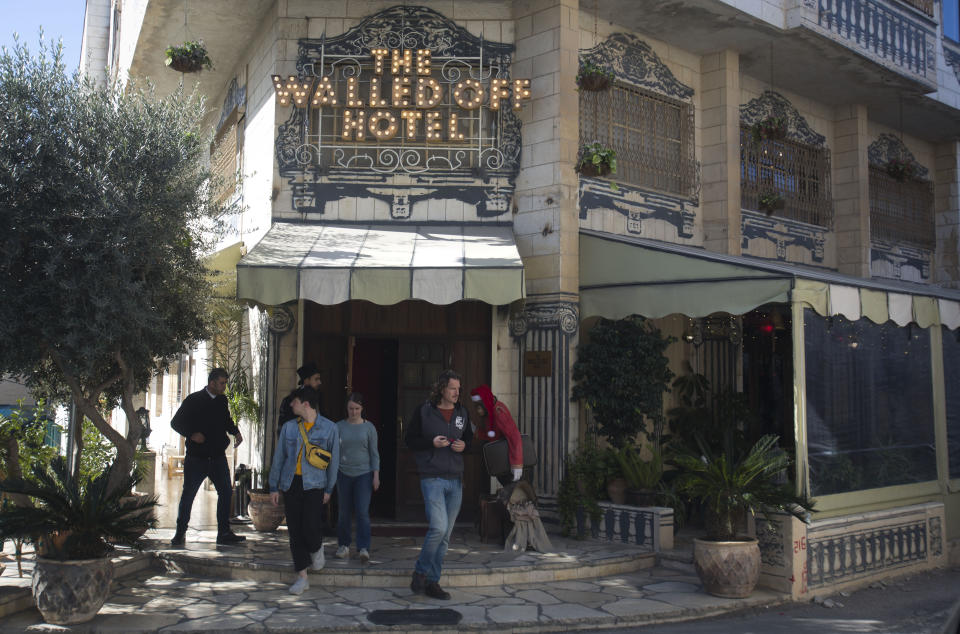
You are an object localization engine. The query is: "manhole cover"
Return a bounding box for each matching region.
[367,608,462,626]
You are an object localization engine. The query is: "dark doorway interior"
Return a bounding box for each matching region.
[350,338,399,519]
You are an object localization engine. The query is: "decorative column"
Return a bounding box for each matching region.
[511,0,581,500]
[261,306,294,483]
[510,297,579,498]
[833,104,871,277]
[700,50,741,255]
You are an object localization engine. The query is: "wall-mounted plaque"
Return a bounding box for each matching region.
[524,351,552,377]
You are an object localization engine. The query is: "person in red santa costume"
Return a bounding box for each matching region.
[469,384,524,482]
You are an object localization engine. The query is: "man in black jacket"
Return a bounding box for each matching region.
[404,369,473,600]
[170,368,246,546]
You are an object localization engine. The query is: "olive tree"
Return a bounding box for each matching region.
[0,39,229,494]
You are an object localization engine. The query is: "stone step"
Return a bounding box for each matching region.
[657,547,696,574]
[155,547,656,588]
[0,550,154,620]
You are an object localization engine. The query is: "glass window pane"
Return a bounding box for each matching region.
[944,326,960,478]
[805,310,936,495]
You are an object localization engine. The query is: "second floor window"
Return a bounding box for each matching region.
[579,83,696,198]
[945,0,960,41]
[869,166,935,249]
[740,125,833,227]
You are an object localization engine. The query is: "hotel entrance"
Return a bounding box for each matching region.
[303,299,491,523]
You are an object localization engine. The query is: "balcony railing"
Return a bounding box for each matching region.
[817,0,934,80]
[896,0,934,17]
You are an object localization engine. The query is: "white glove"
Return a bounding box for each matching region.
[512,468,523,482]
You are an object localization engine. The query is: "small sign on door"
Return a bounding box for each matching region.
[524,350,552,377]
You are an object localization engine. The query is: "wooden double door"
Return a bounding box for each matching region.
[303,300,490,523]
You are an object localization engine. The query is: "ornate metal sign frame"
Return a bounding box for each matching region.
[274,6,526,219]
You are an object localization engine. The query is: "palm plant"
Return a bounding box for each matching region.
[674,434,813,541]
[0,457,157,560]
[613,444,663,491]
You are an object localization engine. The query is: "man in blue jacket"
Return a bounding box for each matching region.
[170,368,246,546]
[404,369,473,600]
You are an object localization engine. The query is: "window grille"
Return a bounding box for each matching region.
[211,110,242,206]
[579,83,696,198]
[869,166,934,249]
[740,125,833,227]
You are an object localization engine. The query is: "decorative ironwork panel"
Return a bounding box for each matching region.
[869,166,934,249]
[273,6,524,217]
[740,126,833,228]
[818,0,934,77]
[581,84,696,198]
[806,520,928,588]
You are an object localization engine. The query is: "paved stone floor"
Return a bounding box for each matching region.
[0,526,785,632]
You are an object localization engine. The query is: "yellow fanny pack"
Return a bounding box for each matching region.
[297,420,331,470]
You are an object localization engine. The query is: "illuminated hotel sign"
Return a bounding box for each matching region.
[272,46,530,175]
[273,6,527,216]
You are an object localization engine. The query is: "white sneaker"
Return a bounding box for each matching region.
[335,545,350,559]
[289,576,309,595]
[311,547,325,570]
[358,548,370,563]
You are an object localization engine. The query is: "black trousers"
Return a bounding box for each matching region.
[283,475,325,572]
[176,454,232,535]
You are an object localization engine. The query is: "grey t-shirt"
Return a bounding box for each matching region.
[336,419,380,477]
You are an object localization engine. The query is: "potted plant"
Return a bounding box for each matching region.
[758,190,785,216]
[557,442,606,538]
[247,467,285,532]
[613,444,664,506]
[674,434,813,598]
[165,40,213,73]
[751,115,787,143]
[0,458,157,624]
[576,60,615,91]
[576,142,617,178]
[602,449,628,504]
[885,157,917,182]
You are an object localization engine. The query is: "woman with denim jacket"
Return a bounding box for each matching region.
[268,386,340,595]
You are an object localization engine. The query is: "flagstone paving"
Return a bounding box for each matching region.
[0,526,786,632]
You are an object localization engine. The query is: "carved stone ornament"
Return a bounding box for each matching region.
[579,33,693,102]
[509,301,579,337]
[740,91,826,148]
[867,133,929,180]
[268,306,295,334]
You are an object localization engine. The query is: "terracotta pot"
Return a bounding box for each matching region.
[248,490,285,532]
[168,56,203,73]
[606,478,627,505]
[32,557,114,624]
[693,537,760,598]
[577,161,611,178]
[578,72,611,92]
[625,487,656,507]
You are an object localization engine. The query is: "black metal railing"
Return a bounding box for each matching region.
[819,0,932,77]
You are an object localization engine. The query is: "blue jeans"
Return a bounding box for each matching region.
[415,477,462,583]
[336,471,373,550]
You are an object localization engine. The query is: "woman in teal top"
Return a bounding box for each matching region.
[335,392,380,563]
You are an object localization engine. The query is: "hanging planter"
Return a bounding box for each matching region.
[884,157,917,182]
[165,41,213,73]
[576,60,615,92]
[758,191,786,216]
[576,142,617,178]
[751,116,788,143]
